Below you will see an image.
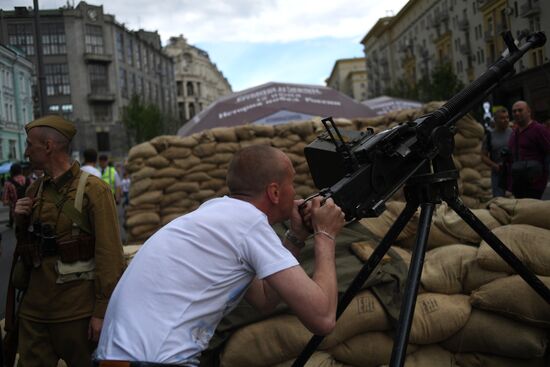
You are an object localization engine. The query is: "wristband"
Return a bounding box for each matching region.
[284,229,306,249]
[314,230,335,242]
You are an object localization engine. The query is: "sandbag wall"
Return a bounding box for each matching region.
[124,102,491,244]
[218,198,550,366]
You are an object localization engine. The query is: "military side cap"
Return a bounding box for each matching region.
[25,115,77,141]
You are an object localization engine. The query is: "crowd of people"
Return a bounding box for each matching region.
[0,98,548,366]
[481,100,550,200]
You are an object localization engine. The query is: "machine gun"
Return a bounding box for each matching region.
[303,31,545,221]
[293,31,550,367]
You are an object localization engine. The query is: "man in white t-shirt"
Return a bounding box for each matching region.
[95,145,345,366]
[80,148,102,178]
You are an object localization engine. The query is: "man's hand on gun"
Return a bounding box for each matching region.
[290,197,345,246]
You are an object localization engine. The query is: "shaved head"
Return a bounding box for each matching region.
[227,145,290,198]
[33,126,71,154]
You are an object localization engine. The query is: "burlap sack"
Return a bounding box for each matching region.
[470,275,550,327]
[125,158,144,173]
[209,168,228,180]
[322,290,390,348]
[360,201,418,241]
[220,314,312,367]
[173,156,201,170]
[160,192,187,207]
[129,178,152,198]
[456,117,484,139]
[441,309,548,358]
[187,163,217,174]
[129,190,162,206]
[153,167,186,178]
[131,166,157,182]
[166,182,200,194]
[461,255,508,293]
[462,182,480,196]
[215,142,241,153]
[126,212,160,227]
[460,167,482,182]
[210,127,238,142]
[272,137,296,148]
[477,224,550,275]
[145,155,170,168]
[128,141,157,160]
[184,172,212,182]
[454,133,480,150]
[329,332,418,367]
[457,153,482,168]
[161,146,192,160]
[202,153,234,165]
[350,242,411,266]
[421,244,476,294]
[460,195,480,209]
[272,351,350,367]
[161,213,181,225]
[455,353,547,367]
[200,179,226,191]
[409,293,471,344]
[433,205,501,244]
[123,244,142,266]
[150,178,177,191]
[129,224,158,238]
[391,345,455,367]
[192,143,217,158]
[189,190,216,201]
[488,197,550,230]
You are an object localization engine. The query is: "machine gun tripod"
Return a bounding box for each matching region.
[293,31,550,367]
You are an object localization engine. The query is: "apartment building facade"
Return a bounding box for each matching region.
[0,1,178,159]
[362,0,549,118]
[325,57,368,101]
[0,44,33,162]
[164,35,232,127]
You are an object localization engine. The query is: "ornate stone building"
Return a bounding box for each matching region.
[0,1,178,159]
[164,36,232,126]
[325,57,368,101]
[361,0,549,118]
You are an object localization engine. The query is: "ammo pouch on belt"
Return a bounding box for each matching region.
[55,258,95,284]
[57,234,95,263]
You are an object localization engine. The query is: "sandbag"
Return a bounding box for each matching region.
[460,167,482,182]
[131,166,157,182]
[421,244,476,294]
[391,345,455,367]
[477,224,550,275]
[172,156,201,170]
[360,201,418,241]
[272,351,349,367]
[488,197,550,229]
[193,142,217,157]
[161,146,192,160]
[126,212,160,227]
[128,142,157,160]
[129,190,162,206]
[329,332,417,367]
[210,127,238,142]
[409,293,471,344]
[441,309,548,358]
[433,205,501,244]
[470,275,550,327]
[129,178,152,198]
[145,155,170,168]
[150,178,177,190]
[166,182,200,194]
[455,353,547,367]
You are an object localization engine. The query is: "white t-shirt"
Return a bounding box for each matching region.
[96,196,298,364]
[81,164,102,178]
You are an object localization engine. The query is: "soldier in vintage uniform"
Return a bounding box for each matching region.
[13,115,125,366]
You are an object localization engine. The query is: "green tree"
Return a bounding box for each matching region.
[122,95,164,144]
[385,62,464,103]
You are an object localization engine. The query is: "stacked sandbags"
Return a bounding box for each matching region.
[216,200,550,366]
[125,103,491,242]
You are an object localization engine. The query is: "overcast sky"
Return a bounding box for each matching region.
[3,0,409,92]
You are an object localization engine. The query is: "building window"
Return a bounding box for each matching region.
[93,104,111,122]
[8,140,17,160]
[7,23,34,56]
[44,64,71,96]
[189,102,195,118]
[126,38,134,66]
[89,63,109,94]
[96,131,110,151]
[116,31,124,62]
[49,105,60,113]
[136,75,143,95]
[142,48,148,72]
[186,82,194,96]
[0,140,3,161]
[128,72,135,97]
[119,67,128,98]
[61,104,73,116]
[85,24,104,54]
[135,44,141,69]
[42,23,66,55]
[177,81,183,97]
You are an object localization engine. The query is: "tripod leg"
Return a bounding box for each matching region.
[447,198,550,303]
[389,202,435,367]
[291,201,419,367]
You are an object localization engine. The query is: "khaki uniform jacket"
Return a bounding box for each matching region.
[17,162,125,322]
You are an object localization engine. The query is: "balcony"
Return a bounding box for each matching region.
[84,53,113,63]
[520,1,541,18]
[458,18,469,31]
[87,91,115,102]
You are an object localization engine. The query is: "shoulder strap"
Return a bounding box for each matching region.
[43,173,92,235]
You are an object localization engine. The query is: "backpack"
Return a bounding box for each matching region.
[10,177,30,199]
